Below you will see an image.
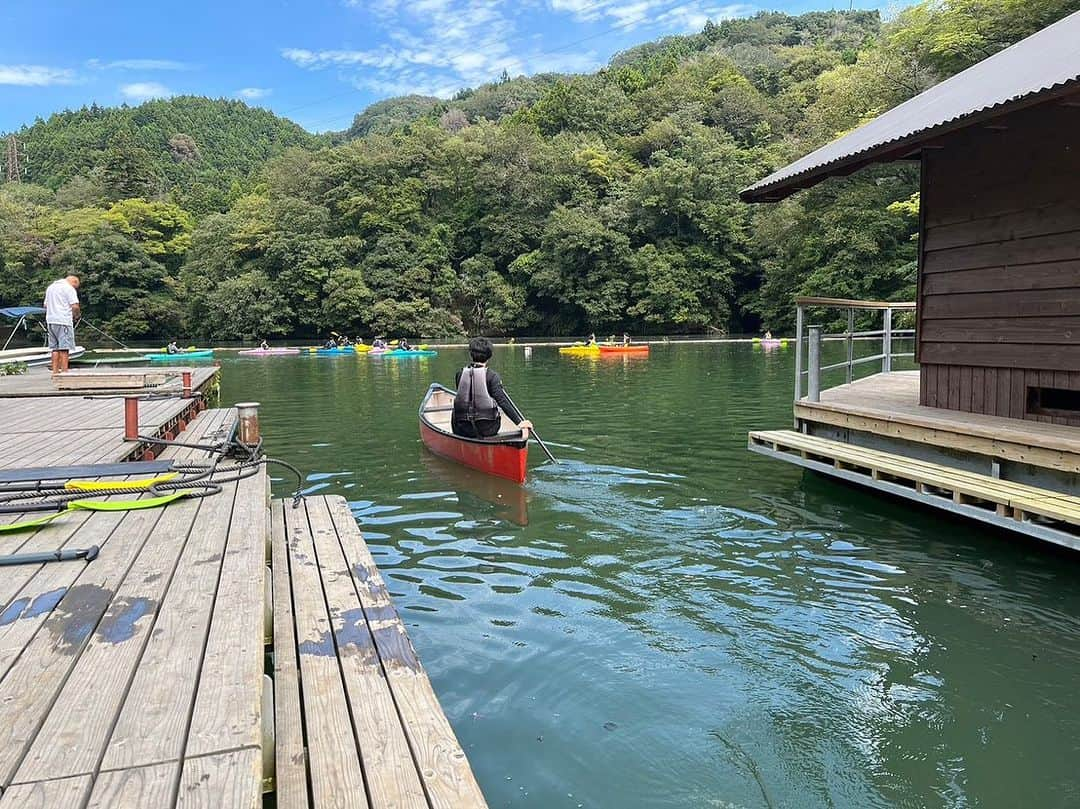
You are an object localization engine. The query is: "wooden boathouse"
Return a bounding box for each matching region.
[741,11,1080,550]
[0,365,488,808]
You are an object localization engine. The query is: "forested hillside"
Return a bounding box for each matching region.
[8,97,317,213]
[2,0,1077,340]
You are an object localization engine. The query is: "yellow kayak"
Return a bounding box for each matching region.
[560,343,601,356]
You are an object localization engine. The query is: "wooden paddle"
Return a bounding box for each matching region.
[503,391,559,465]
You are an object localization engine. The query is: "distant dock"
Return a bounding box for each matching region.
[0,367,487,807]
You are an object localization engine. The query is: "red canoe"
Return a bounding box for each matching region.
[598,344,650,355]
[418,383,529,484]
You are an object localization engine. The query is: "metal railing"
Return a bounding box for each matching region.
[794,297,917,403]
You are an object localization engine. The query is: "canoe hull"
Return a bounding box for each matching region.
[418,383,528,484]
[598,345,649,355]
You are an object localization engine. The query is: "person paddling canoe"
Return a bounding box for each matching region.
[452,337,532,440]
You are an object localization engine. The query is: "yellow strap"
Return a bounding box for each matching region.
[64,473,179,492]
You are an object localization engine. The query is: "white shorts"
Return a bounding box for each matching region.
[47,323,76,351]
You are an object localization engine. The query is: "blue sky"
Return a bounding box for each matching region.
[0,0,887,133]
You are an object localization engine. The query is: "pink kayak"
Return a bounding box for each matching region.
[239,348,301,356]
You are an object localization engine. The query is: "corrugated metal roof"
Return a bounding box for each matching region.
[741,9,1080,202]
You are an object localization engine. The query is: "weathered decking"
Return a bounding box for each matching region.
[272,496,487,809]
[0,366,218,399]
[795,370,1080,474]
[0,383,488,807]
[0,407,266,807]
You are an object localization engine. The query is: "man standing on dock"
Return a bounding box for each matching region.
[44,274,80,374]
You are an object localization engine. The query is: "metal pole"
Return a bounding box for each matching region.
[793,304,804,402]
[807,326,822,402]
[846,307,854,384]
[882,308,893,373]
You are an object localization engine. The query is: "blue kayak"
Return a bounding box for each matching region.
[374,349,438,358]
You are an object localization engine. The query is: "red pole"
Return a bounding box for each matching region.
[124,397,139,441]
[182,371,192,398]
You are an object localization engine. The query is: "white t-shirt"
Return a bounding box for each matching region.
[44,279,79,326]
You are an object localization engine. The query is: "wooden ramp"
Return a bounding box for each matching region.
[750,429,1080,551]
[271,496,488,809]
[0,407,268,808]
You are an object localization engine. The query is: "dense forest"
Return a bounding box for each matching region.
[2,0,1078,340]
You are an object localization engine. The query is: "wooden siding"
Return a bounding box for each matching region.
[918,94,1080,422]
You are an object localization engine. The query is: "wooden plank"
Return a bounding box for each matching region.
[0,410,230,788]
[98,478,241,771]
[921,316,1080,344]
[183,467,266,759]
[270,501,310,809]
[920,342,1080,373]
[176,749,261,809]
[751,431,1080,523]
[921,288,1080,320]
[959,366,973,412]
[971,367,985,414]
[924,203,1080,252]
[283,500,369,808]
[0,775,91,808]
[307,496,428,808]
[85,761,178,809]
[921,261,1080,294]
[13,491,204,781]
[325,496,488,809]
[0,503,167,788]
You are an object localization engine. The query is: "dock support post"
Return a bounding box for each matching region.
[236,402,262,446]
[882,308,893,373]
[807,326,822,403]
[124,396,139,441]
[794,304,804,402]
[182,370,192,398]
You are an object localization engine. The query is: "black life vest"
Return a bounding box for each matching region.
[454,365,500,432]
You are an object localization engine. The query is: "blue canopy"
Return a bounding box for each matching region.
[0,306,46,319]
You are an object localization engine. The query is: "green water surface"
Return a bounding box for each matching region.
[218,344,1080,809]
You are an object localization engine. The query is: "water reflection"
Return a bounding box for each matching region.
[220,345,1080,809]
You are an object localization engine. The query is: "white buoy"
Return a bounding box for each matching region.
[524,346,533,358]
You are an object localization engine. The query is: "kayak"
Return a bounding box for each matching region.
[559,343,600,356]
[418,383,528,483]
[598,344,649,355]
[313,346,357,355]
[144,350,214,361]
[239,348,301,356]
[375,349,438,358]
[753,338,788,348]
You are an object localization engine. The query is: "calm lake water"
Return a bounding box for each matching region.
[219,344,1080,809]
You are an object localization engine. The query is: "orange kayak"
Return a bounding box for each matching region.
[598,344,649,355]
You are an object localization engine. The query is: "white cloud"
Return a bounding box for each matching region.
[237,87,272,100]
[120,81,173,101]
[551,0,752,31]
[89,58,192,71]
[292,0,754,105]
[289,0,599,102]
[0,64,76,86]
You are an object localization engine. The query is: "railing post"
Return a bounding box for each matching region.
[124,396,139,441]
[807,326,822,402]
[794,304,804,402]
[882,307,893,373]
[845,307,854,384]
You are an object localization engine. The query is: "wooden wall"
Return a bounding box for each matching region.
[918,95,1080,425]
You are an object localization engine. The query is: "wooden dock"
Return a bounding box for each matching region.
[0,382,488,807]
[795,371,1080,475]
[0,366,219,399]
